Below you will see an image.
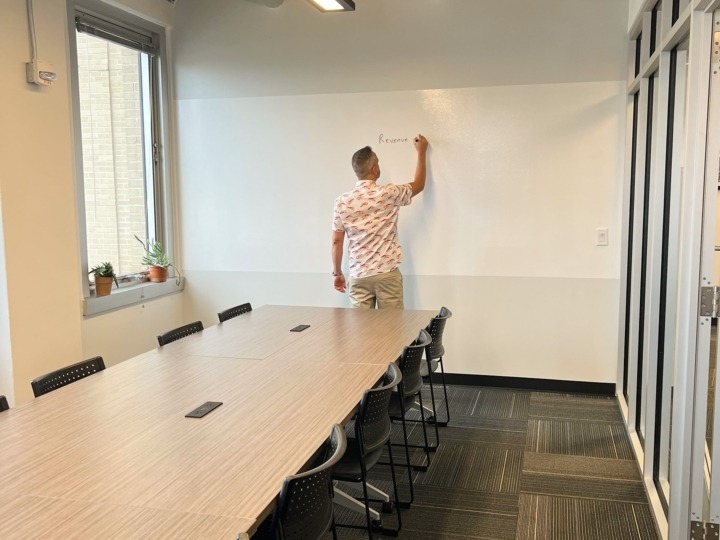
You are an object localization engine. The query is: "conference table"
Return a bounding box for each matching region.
[0,305,436,539]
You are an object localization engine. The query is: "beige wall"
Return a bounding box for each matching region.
[0,0,84,404]
[0,0,177,405]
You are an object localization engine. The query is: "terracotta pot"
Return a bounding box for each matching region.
[95,276,113,297]
[149,265,168,283]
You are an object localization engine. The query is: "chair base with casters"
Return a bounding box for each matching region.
[332,363,404,539]
[334,480,395,520]
[333,422,396,524]
[30,356,106,398]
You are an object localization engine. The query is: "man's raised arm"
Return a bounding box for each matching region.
[409,134,428,197]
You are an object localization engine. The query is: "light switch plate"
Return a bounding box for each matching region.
[596,228,609,246]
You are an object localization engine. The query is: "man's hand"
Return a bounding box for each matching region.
[414,134,428,153]
[331,230,346,292]
[334,274,346,293]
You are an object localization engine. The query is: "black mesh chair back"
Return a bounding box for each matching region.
[31,356,106,398]
[272,424,347,540]
[426,307,451,360]
[356,363,402,454]
[0,395,8,412]
[217,302,252,323]
[157,321,204,346]
[398,329,432,397]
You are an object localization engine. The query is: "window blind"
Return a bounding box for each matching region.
[75,11,157,55]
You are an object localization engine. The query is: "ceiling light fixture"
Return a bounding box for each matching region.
[308,0,355,12]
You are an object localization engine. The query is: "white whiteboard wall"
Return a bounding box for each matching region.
[177,81,625,280]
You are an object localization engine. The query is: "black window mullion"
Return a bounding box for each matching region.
[653,49,678,517]
[672,0,680,26]
[624,92,640,402]
[650,3,659,56]
[636,75,656,440]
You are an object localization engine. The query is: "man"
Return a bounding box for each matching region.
[331,134,428,308]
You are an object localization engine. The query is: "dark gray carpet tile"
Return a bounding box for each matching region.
[332,498,398,538]
[397,504,518,540]
[416,443,523,493]
[526,419,635,460]
[440,425,528,447]
[332,500,517,540]
[450,415,529,433]
[370,453,424,491]
[520,472,647,504]
[516,494,660,540]
[531,392,617,402]
[528,394,624,422]
[440,386,531,420]
[528,403,624,423]
[396,402,528,433]
[410,484,519,516]
[522,452,642,481]
[390,417,526,448]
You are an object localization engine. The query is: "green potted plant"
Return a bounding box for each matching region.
[134,235,171,283]
[89,262,118,297]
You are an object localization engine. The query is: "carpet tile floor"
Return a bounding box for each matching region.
[316,384,661,540]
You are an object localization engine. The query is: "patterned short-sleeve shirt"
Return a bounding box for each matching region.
[333,180,413,279]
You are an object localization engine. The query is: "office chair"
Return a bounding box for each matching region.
[31,356,106,398]
[156,321,204,346]
[333,363,403,539]
[253,424,346,540]
[217,302,252,323]
[420,307,453,428]
[387,328,433,506]
[0,395,8,411]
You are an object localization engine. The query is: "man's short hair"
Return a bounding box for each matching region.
[352,146,376,178]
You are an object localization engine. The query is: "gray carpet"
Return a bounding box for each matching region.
[326,385,661,539]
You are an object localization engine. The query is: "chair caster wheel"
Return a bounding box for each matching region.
[381,501,394,513]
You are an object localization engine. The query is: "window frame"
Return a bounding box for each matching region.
[68,0,181,315]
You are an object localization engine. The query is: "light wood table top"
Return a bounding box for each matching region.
[0,305,435,539]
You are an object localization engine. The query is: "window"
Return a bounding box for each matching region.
[72,5,170,297]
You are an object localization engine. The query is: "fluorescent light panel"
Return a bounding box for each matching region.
[309,0,355,11]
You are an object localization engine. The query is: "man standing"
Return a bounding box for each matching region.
[331,134,428,308]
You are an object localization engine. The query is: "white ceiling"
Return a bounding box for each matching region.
[172,0,628,100]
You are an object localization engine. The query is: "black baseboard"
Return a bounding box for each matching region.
[438,373,615,396]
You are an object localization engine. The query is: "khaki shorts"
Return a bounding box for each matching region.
[348,268,404,309]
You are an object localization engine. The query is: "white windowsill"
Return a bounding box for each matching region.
[83,278,185,317]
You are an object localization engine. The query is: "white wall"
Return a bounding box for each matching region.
[173,0,629,383]
[628,0,649,30]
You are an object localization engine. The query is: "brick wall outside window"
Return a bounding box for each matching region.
[77,32,149,277]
